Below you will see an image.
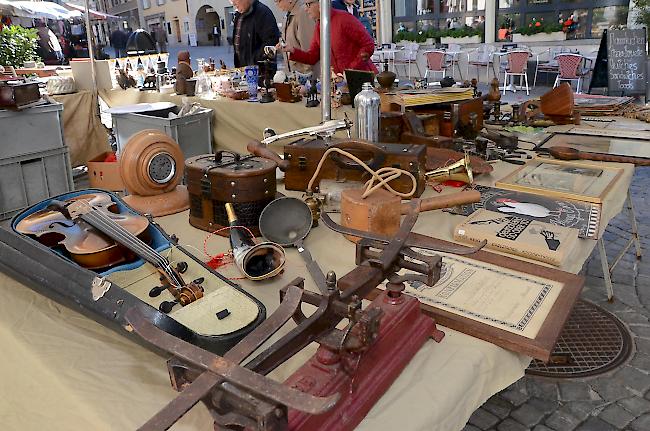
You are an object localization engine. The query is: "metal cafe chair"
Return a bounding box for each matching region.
[501,49,531,95]
[423,50,452,83]
[393,42,422,78]
[467,44,496,81]
[533,47,570,88]
[553,53,589,93]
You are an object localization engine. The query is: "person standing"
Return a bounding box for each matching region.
[278,0,377,74]
[275,0,316,75]
[332,0,359,18]
[110,27,127,58]
[230,0,280,78]
[154,26,168,53]
[213,23,221,46]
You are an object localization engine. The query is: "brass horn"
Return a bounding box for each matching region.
[425,153,474,184]
[225,203,286,281]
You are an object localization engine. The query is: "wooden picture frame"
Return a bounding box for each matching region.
[345,233,584,362]
[496,158,624,204]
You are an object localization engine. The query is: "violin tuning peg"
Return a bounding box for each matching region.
[148,285,165,297]
[159,300,178,314]
[193,277,205,285]
[176,261,188,274]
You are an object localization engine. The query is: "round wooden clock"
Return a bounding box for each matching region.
[120,129,189,216]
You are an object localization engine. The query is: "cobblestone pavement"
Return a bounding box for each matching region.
[464,167,650,431]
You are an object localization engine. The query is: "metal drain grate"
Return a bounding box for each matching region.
[526,299,633,378]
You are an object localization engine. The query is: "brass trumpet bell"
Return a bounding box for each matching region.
[425,153,474,184]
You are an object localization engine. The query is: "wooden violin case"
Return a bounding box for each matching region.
[185,151,277,236]
[0,189,265,355]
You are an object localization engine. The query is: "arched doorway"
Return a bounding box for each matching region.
[195,5,220,46]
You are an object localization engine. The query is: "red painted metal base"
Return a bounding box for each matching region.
[284,291,444,431]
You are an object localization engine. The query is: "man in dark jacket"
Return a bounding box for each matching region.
[231,0,280,78]
[332,0,359,18]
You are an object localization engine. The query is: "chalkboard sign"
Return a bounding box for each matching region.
[607,28,647,95]
[588,30,608,92]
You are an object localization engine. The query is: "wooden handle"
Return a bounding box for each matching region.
[548,146,650,166]
[404,190,481,214]
[247,141,290,171]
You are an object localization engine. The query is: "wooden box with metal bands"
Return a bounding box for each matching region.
[282,139,427,197]
[185,151,277,236]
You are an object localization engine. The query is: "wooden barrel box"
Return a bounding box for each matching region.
[185,151,277,237]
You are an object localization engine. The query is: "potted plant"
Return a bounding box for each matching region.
[440,25,483,44]
[512,18,565,42]
[0,25,40,68]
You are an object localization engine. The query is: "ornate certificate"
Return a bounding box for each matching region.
[385,250,564,340]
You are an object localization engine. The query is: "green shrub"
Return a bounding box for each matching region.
[512,19,562,35]
[0,25,40,67]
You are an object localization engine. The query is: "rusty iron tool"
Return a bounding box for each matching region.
[125,285,339,430]
[320,211,486,256]
[244,202,422,375]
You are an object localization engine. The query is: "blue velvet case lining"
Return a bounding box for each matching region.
[11,189,172,276]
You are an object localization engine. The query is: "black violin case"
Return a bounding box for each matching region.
[0,189,266,355]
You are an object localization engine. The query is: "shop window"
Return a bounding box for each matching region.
[417,19,437,31]
[417,0,435,15]
[559,9,587,39]
[591,5,629,38]
[499,0,520,8]
[395,0,408,16]
[467,0,485,12]
[497,13,519,40]
[441,0,464,13]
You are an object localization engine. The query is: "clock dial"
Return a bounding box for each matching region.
[147,152,176,184]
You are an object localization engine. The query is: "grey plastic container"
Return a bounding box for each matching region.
[112,106,213,159]
[0,146,74,220]
[0,103,66,159]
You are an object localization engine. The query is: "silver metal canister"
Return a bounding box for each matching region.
[354,82,380,142]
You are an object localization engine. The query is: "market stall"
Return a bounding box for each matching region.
[0,147,635,429]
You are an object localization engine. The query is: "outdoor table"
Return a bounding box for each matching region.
[373,48,399,71]
[98,88,355,154]
[0,132,634,430]
[15,65,70,78]
[51,89,110,167]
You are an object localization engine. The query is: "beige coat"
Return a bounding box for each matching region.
[283,0,318,75]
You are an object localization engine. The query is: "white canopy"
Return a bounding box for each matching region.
[0,0,82,20]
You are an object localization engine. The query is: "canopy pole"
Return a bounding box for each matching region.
[320,0,331,122]
[83,0,97,91]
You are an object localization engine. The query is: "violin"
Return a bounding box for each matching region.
[16,192,203,313]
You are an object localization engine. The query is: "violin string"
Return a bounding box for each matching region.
[82,208,184,288]
[84,210,162,264]
[86,211,184,289]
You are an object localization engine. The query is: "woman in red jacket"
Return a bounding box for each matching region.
[277,0,378,74]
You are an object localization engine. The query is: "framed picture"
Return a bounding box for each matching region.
[496,158,624,204]
[348,234,584,362]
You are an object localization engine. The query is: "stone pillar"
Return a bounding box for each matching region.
[485,0,496,44]
[379,0,392,44]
